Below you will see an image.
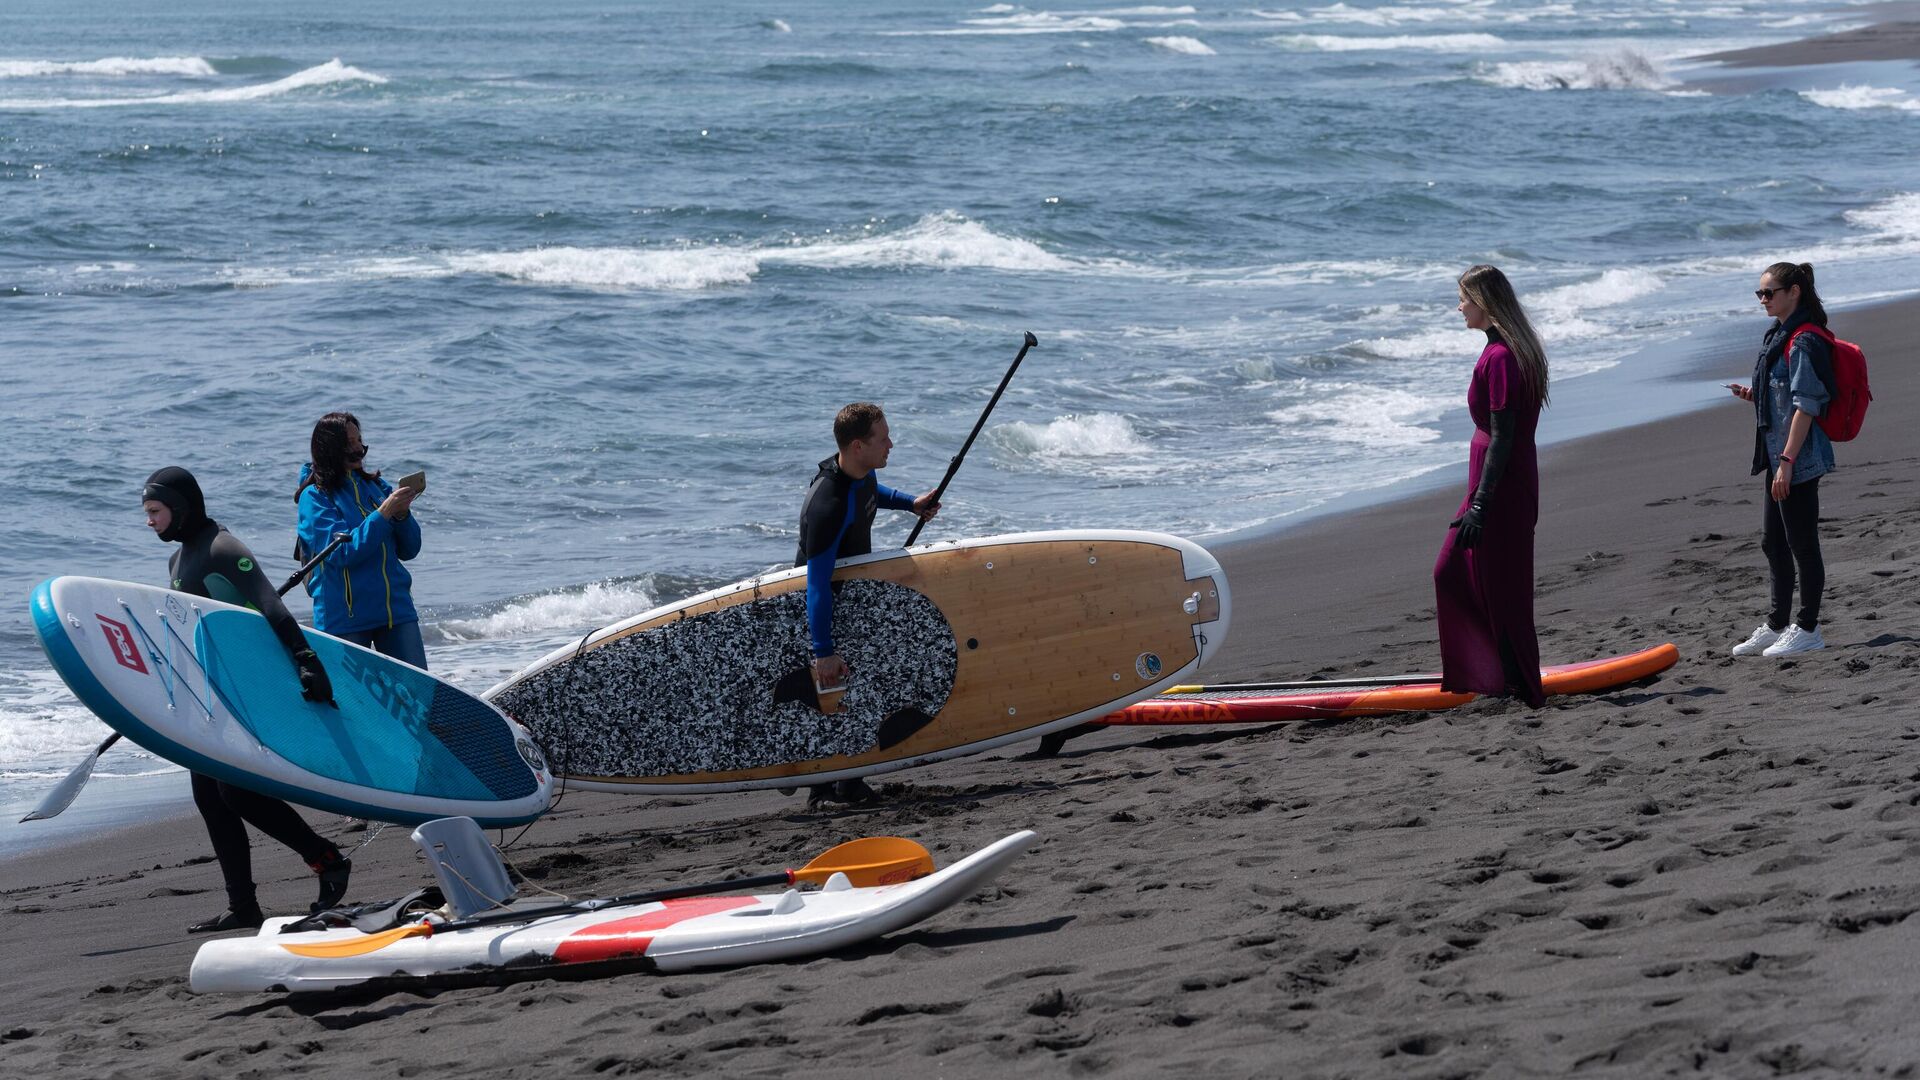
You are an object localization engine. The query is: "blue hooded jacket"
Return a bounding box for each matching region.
[295,464,422,634]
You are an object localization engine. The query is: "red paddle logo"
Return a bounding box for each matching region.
[97,615,148,675]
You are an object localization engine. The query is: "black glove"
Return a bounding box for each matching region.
[1450,500,1489,549]
[1449,407,1514,552]
[295,649,336,706]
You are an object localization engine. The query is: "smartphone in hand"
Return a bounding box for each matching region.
[396,470,426,494]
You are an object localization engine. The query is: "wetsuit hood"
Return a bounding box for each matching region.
[143,465,211,543]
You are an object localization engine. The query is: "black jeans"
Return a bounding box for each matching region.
[191,772,334,913]
[1761,474,1822,632]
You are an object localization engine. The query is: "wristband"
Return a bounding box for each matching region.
[1778,454,1794,465]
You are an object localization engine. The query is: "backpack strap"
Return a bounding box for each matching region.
[1783,324,1838,405]
[1785,324,1834,348]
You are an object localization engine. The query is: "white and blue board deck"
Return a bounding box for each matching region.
[487,529,1230,793]
[31,577,554,827]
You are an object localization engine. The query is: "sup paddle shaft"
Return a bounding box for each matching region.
[22,532,352,823]
[282,531,351,595]
[904,331,1038,547]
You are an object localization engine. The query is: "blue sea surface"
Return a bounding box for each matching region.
[3,0,1918,836]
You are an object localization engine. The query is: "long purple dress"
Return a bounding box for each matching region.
[1433,339,1544,708]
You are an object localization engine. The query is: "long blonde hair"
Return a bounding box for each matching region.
[1459,264,1549,408]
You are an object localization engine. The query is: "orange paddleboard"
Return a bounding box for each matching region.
[1098,643,1679,725]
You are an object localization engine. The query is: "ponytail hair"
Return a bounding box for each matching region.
[1764,261,1827,327]
[1458,264,1550,408]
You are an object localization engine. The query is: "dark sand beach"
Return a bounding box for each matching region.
[4,289,1914,1077]
[1693,5,1920,67]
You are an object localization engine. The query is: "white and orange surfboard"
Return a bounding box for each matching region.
[190,830,1036,993]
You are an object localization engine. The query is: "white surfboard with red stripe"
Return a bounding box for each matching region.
[189,830,1035,994]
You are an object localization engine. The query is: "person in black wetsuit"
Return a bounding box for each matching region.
[142,466,352,932]
[795,403,938,807]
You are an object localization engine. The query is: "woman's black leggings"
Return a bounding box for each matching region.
[191,772,334,912]
[1761,474,1823,632]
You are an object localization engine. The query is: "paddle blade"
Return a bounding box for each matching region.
[279,921,433,959]
[794,836,934,887]
[21,748,104,822]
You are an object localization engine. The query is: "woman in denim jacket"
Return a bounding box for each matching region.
[1727,261,1833,658]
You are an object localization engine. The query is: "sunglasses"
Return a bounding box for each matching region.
[346,444,369,462]
[1755,288,1786,301]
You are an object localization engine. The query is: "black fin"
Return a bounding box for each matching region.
[772,665,821,709]
[1033,723,1101,759]
[875,707,936,750]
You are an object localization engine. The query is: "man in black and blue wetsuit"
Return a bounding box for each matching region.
[795,403,939,807]
[143,466,352,932]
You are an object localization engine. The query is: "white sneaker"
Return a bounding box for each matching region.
[1763,624,1825,657]
[1730,625,1782,657]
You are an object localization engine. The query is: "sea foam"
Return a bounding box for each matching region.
[989,412,1152,459]
[439,247,764,290]
[1266,386,1452,446]
[1801,85,1920,113]
[884,12,1129,35]
[1356,326,1486,362]
[1146,36,1216,55]
[1531,268,1666,316]
[1268,32,1507,52]
[1845,192,1920,240]
[324,212,1084,292]
[1473,50,1673,91]
[435,579,663,643]
[0,59,385,109]
[0,56,217,78]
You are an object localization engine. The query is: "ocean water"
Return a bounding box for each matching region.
[3,0,1918,831]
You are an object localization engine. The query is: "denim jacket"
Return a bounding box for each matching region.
[1750,315,1834,482]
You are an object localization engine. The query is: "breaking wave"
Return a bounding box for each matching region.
[0,56,217,78]
[0,59,386,109]
[1473,50,1674,91]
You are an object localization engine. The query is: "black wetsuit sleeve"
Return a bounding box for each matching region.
[208,532,310,661]
[1472,409,1516,510]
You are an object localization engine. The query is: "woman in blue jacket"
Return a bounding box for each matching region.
[295,412,427,668]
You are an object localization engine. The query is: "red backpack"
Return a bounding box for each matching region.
[1786,324,1872,442]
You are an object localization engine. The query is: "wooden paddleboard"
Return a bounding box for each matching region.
[1098,643,1679,725]
[485,529,1229,793]
[31,576,555,826]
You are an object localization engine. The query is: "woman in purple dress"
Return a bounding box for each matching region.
[1433,264,1550,708]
